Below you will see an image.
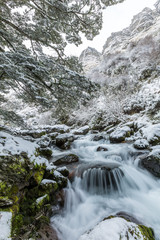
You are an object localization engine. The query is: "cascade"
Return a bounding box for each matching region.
[51,134,160,240]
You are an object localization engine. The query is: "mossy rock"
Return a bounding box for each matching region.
[36,147,53,157]
[138,225,155,240]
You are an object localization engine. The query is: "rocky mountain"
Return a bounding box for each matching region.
[80,3,160,85]
[73,1,160,127]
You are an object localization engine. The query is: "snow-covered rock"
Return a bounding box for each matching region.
[109,126,131,143]
[133,139,149,150]
[79,217,154,240]
[139,147,160,177]
[72,125,90,135]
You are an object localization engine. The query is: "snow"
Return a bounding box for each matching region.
[79,217,144,240]
[141,123,160,142]
[133,139,149,149]
[41,179,56,185]
[0,131,37,156]
[0,212,12,240]
[36,194,48,204]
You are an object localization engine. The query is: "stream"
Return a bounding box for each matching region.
[51,133,160,240]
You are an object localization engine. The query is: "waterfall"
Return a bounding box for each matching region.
[51,134,160,240]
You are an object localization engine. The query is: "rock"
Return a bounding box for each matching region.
[18,129,47,138]
[109,126,131,143]
[37,224,59,240]
[139,148,160,177]
[48,132,58,140]
[45,124,70,134]
[79,217,155,240]
[55,133,75,150]
[40,179,59,193]
[115,211,142,225]
[54,154,79,166]
[37,137,51,148]
[92,135,105,141]
[133,139,149,150]
[141,123,160,146]
[56,167,69,177]
[0,197,13,207]
[96,146,108,152]
[73,126,89,135]
[37,147,53,157]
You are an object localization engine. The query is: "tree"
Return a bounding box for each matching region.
[0,0,124,112]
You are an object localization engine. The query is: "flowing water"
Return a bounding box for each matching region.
[51,134,160,240]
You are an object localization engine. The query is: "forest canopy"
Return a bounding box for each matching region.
[0,0,124,109]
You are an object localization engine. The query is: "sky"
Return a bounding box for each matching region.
[65,0,156,56]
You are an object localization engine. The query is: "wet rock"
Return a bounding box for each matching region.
[92,135,105,141]
[115,211,142,225]
[139,148,160,177]
[109,126,131,143]
[55,133,75,150]
[73,126,89,135]
[96,146,108,152]
[133,139,149,150]
[54,154,79,166]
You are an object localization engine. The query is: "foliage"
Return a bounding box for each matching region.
[0,0,124,111]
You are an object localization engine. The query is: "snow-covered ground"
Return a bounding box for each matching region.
[0,212,12,240]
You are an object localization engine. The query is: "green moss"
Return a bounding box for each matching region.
[138,225,155,240]
[12,214,23,236]
[36,194,50,210]
[34,169,45,185]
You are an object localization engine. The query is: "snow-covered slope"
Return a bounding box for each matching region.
[81,2,160,86]
[73,1,160,127]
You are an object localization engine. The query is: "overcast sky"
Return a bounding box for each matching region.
[65,0,156,56]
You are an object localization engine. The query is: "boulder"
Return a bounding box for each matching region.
[79,216,155,240]
[96,146,108,152]
[92,135,105,141]
[141,123,160,146]
[18,129,46,138]
[139,148,160,177]
[55,133,75,150]
[37,147,53,157]
[73,126,89,135]
[54,154,79,166]
[133,139,149,150]
[109,126,131,143]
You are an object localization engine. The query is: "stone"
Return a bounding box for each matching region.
[92,135,105,141]
[55,133,74,150]
[133,139,149,150]
[79,216,155,240]
[0,197,13,207]
[73,126,89,135]
[139,148,160,178]
[54,154,79,166]
[37,147,53,157]
[96,146,108,152]
[109,126,131,143]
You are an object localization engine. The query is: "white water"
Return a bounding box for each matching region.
[51,134,160,240]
